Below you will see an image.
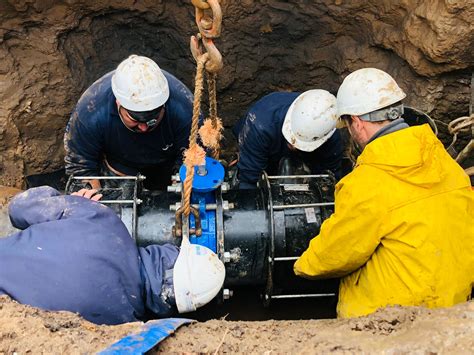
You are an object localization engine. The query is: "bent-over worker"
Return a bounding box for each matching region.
[232,90,344,189]
[64,55,195,190]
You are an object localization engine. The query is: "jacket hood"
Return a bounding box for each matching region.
[357,124,449,188]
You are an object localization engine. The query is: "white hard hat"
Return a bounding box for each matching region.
[173,237,225,313]
[111,55,169,112]
[282,90,338,152]
[336,68,406,127]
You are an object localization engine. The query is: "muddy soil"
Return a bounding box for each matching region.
[157,301,474,354]
[0,296,141,354]
[1,294,472,354]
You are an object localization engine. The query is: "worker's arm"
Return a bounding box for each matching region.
[64,105,104,188]
[138,243,180,317]
[162,71,199,169]
[294,172,382,279]
[8,186,107,230]
[236,115,272,188]
[172,114,193,169]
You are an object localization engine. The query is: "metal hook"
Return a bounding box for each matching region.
[195,0,222,38]
[202,37,223,73]
[172,206,203,237]
[190,35,223,73]
[191,0,210,10]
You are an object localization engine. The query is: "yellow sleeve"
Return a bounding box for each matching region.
[294,170,383,279]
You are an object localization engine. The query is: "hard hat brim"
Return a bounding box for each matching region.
[173,238,225,314]
[173,239,195,313]
[282,90,338,152]
[288,127,336,152]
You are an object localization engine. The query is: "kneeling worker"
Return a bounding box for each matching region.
[294,68,473,317]
[233,90,344,189]
[0,187,225,325]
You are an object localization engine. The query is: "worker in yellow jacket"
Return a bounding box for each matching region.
[294,68,474,318]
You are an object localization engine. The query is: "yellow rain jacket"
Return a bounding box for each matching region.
[294,124,474,318]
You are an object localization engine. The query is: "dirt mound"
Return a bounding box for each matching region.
[0,296,141,354]
[157,301,474,354]
[0,293,472,353]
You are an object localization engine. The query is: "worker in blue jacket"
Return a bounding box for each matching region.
[233,90,343,188]
[64,55,195,190]
[0,186,225,325]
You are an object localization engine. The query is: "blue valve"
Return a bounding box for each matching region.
[179,157,225,252]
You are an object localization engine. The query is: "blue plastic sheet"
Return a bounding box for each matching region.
[99,318,194,354]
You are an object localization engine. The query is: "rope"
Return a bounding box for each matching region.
[208,72,222,160]
[198,71,223,160]
[444,113,474,176]
[180,0,224,220]
[182,55,208,217]
[446,114,474,165]
[208,72,218,126]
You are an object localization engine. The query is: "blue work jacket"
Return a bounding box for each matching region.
[233,92,343,186]
[64,70,194,177]
[0,186,178,325]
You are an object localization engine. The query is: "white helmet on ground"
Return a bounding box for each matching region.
[111,55,169,112]
[336,68,406,127]
[173,237,225,313]
[282,89,338,152]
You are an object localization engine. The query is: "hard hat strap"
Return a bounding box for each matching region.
[360,104,404,122]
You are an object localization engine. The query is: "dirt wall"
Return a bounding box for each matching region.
[0,0,473,187]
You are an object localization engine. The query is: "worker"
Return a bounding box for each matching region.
[64,54,195,191]
[294,68,474,318]
[232,90,343,189]
[0,186,225,325]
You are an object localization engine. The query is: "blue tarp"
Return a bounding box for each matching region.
[100,318,194,354]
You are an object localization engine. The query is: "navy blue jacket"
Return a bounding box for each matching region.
[233,92,343,185]
[0,187,178,325]
[64,70,194,176]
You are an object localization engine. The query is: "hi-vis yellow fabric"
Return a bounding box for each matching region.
[294,124,474,318]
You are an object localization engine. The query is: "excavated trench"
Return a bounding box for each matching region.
[0,0,473,353]
[1,0,473,187]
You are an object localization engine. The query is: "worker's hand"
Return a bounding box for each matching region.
[71,188,103,201]
[84,179,101,190]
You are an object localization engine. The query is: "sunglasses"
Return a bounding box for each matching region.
[124,106,164,128]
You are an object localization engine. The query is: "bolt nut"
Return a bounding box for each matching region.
[222,200,235,211]
[223,251,231,263]
[221,182,230,192]
[223,289,233,300]
[167,185,182,194]
[169,202,182,211]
